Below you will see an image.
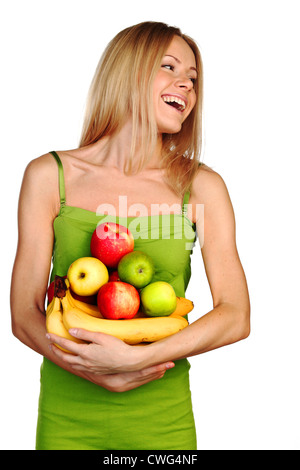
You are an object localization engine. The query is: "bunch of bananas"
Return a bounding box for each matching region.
[46,276,194,351]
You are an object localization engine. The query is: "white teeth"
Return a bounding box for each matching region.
[162,95,186,110]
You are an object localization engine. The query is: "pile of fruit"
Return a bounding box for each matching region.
[46,222,194,351]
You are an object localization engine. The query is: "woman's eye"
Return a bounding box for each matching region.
[162,64,174,71]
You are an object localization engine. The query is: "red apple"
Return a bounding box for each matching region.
[90,222,134,269]
[109,270,121,282]
[70,290,98,305]
[97,281,140,319]
[47,281,55,304]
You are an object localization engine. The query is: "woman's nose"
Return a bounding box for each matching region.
[175,76,193,91]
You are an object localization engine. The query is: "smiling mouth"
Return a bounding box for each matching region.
[162,95,186,112]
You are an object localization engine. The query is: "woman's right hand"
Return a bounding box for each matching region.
[47,329,175,392]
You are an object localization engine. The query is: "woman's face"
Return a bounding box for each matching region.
[153,35,197,134]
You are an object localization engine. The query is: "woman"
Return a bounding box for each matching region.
[10,21,250,450]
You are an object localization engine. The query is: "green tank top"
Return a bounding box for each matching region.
[36,151,197,450]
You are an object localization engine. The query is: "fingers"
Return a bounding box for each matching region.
[46,331,176,392]
[46,332,86,357]
[122,362,176,386]
[68,328,117,344]
[46,331,130,373]
[98,363,176,392]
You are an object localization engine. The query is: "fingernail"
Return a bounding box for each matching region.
[166,362,175,369]
[46,333,50,340]
[69,328,78,336]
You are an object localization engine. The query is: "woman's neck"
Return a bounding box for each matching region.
[87,120,163,172]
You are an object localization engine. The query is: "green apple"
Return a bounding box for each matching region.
[140,281,177,317]
[67,256,109,296]
[117,250,155,289]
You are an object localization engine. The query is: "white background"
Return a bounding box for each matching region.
[1,0,299,450]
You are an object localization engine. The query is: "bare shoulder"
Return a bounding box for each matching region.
[190,163,232,207]
[20,152,60,216]
[23,152,58,182]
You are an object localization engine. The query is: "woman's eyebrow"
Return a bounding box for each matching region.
[164,54,197,73]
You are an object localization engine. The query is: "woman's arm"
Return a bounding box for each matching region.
[11,156,172,392]
[139,167,250,364]
[143,167,251,363]
[49,167,250,371]
[11,156,59,354]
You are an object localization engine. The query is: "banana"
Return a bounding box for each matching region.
[46,294,84,353]
[45,295,57,317]
[65,287,103,318]
[132,297,194,319]
[48,275,191,347]
[170,297,194,317]
[61,294,188,345]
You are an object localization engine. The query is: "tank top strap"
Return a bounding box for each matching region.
[50,151,66,207]
[181,189,191,216]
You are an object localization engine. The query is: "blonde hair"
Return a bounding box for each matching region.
[79,21,203,196]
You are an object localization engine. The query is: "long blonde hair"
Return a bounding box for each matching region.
[80,21,203,196]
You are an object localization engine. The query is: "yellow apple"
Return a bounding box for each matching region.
[67,257,109,296]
